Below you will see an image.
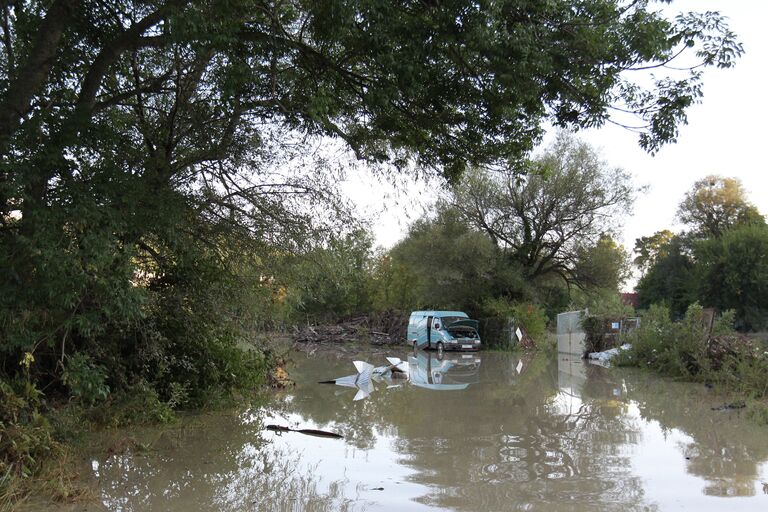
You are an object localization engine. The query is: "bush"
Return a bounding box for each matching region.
[614,303,673,368]
[62,353,110,406]
[746,400,768,426]
[0,380,61,505]
[616,303,709,376]
[482,298,549,347]
[617,303,768,405]
[581,316,618,354]
[87,382,175,428]
[510,302,548,345]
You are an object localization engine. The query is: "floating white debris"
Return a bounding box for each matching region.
[319,353,480,400]
[587,344,632,364]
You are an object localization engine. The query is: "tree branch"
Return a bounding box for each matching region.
[0,0,79,145]
[75,1,186,118]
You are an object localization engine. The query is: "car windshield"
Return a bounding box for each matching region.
[439,316,467,328]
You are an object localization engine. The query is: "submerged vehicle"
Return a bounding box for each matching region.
[407,310,481,355]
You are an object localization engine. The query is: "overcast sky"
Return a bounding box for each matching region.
[341,1,767,290]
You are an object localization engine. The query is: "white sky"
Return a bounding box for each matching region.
[341,1,768,288]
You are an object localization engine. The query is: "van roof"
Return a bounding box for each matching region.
[410,311,469,318]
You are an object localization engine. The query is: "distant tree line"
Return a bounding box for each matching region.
[636,176,768,330]
[283,133,636,325]
[285,162,768,338]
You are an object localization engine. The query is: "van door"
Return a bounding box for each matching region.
[426,315,433,349]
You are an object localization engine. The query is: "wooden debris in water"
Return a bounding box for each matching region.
[292,312,407,346]
[265,424,343,439]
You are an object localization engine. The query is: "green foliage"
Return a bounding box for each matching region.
[483,298,549,346]
[615,303,703,376]
[633,229,675,274]
[578,291,635,353]
[280,230,375,323]
[452,133,635,290]
[572,288,635,318]
[636,236,698,318]
[711,309,737,336]
[713,351,768,399]
[695,224,768,330]
[0,4,747,503]
[87,382,176,428]
[62,354,110,406]
[384,206,498,315]
[677,175,765,238]
[0,380,60,504]
[635,179,768,330]
[573,235,632,291]
[746,401,768,426]
[368,252,421,313]
[616,303,768,401]
[510,302,549,345]
[482,297,517,318]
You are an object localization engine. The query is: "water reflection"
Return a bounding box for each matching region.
[406,351,482,391]
[319,352,483,400]
[70,350,768,512]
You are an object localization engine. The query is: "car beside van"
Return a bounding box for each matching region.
[407,310,482,355]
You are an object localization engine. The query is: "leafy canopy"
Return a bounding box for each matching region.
[677,175,765,238]
[0,0,744,177]
[450,132,635,289]
[634,229,675,274]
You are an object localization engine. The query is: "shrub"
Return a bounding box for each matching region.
[0,380,60,505]
[615,303,674,369]
[479,299,550,350]
[62,353,110,406]
[87,382,175,428]
[746,400,768,426]
[617,303,712,376]
[617,302,768,404]
[509,302,548,345]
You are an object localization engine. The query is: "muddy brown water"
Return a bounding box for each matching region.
[33,349,768,511]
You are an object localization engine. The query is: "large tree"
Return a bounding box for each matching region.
[695,224,768,330]
[635,236,697,318]
[450,132,635,289]
[633,229,675,274]
[0,1,743,169]
[573,234,632,291]
[677,175,765,238]
[384,206,499,314]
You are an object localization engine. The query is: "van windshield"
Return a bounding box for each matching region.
[439,316,466,328]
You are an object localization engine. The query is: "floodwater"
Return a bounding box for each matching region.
[52,349,768,511]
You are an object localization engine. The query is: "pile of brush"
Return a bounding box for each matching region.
[293,317,398,346]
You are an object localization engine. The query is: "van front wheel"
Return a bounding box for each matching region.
[436,342,444,360]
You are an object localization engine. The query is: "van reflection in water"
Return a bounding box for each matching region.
[407,351,481,391]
